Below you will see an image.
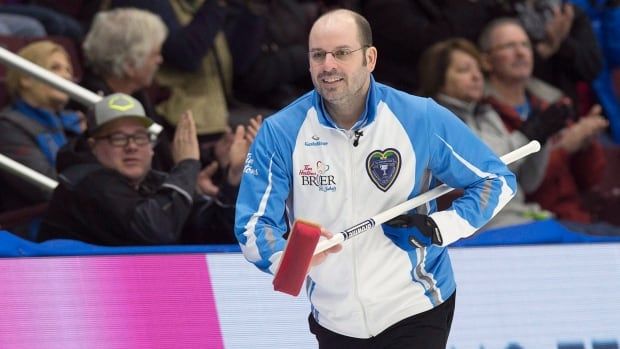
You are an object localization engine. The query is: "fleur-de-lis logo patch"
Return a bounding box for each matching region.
[366,148,401,192]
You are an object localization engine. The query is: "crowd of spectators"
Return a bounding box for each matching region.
[1,0,619,245]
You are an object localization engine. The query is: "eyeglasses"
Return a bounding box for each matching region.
[489,41,532,52]
[95,131,157,147]
[309,46,369,64]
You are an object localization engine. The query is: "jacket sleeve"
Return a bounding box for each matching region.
[0,119,56,203]
[234,121,292,274]
[182,181,239,244]
[81,159,201,244]
[424,101,518,245]
[0,119,57,178]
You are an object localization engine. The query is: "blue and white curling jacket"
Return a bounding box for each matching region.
[235,77,517,338]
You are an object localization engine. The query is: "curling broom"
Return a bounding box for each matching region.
[273,140,542,296]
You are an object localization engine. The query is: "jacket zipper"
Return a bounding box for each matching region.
[345,129,373,337]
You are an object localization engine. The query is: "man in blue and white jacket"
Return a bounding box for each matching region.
[235,9,517,348]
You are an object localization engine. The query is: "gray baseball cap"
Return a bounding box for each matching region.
[89,93,153,133]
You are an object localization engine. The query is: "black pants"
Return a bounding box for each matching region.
[309,292,456,349]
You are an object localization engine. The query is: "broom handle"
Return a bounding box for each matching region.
[315,140,541,254]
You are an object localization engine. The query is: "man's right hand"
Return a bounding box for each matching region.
[556,104,609,153]
[172,110,200,164]
[310,227,342,268]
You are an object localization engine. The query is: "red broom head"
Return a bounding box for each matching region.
[272,220,322,296]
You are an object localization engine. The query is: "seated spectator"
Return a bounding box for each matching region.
[79,7,175,172]
[418,38,555,230]
[479,18,609,224]
[0,40,83,213]
[38,93,255,245]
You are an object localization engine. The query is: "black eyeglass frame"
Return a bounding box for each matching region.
[308,45,371,63]
[93,131,158,147]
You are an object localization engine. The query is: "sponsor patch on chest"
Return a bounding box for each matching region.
[298,161,336,192]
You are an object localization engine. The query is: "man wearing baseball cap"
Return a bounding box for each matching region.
[37,93,251,245]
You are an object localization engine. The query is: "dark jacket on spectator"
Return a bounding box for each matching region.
[531,5,602,109]
[38,136,238,245]
[0,101,81,211]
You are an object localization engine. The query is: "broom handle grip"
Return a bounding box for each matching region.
[315,140,541,254]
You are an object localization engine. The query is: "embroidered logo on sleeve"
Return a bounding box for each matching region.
[366,148,401,192]
[243,153,259,176]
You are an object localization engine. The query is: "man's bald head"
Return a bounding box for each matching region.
[310,9,372,48]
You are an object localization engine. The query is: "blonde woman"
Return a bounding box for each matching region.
[0,40,83,213]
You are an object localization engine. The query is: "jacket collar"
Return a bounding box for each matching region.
[312,74,378,131]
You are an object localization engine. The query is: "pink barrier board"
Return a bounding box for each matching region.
[0,254,223,349]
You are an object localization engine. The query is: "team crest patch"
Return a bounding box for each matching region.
[366,148,401,192]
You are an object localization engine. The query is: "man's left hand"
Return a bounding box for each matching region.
[382,214,443,250]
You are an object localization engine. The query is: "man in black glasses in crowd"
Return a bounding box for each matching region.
[38,93,252,246]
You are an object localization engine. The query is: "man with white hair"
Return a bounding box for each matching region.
[77,7,174,171]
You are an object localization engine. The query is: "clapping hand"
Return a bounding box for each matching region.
[246,114,263,143]
[197,161,220,197]
[556,104,609,153]
[172,110,200,164]
[227,114,264,185]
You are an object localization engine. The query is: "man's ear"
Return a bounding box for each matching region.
[87,137,97,152]
[366,46,377,72]
[480,52,492,74]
